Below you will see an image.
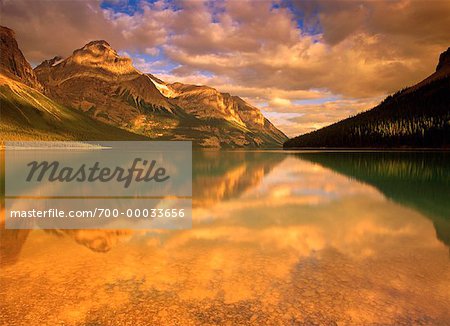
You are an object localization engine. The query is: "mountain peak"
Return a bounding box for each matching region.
[74,40,118,58]
[0,25,15,38]
[69,40,136,75]
[84,40,111,48]
[436,47,450,72]
[35,56,64,69]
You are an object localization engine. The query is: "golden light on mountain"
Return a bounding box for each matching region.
[1,26,287,147]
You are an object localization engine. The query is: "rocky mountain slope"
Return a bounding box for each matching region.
[34,39,287,147]
[284,47,450,148]
[0,26,150,142]
[35,40,176,125]
[148,75,287,146]
[0,26,43,91]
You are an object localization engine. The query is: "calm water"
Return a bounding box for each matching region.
[1,151,449,325]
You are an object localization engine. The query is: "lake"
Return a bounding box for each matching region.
[1,150,449,325]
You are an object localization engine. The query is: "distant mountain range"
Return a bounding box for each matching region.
[284,47,450,148]
[0,26,287,147]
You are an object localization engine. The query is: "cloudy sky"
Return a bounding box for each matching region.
[1,0,449,136]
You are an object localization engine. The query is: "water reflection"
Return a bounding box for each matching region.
[192,151,285,207]
[295,151,450,249]
[1,151,449,325]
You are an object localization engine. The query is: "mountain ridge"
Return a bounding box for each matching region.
[32,37,287,147]
[284,47,450,149]
[0,26,43,91]
[0,26,154,142]
[147,74,287,143]
[436,47,450,72]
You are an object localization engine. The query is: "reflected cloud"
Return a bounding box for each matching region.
[192,151,285,208]
[295,151,450,249]
[1,151,449,324]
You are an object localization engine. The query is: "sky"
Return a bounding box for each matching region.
[1,0,449,137]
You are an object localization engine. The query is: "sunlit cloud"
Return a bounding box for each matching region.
[2,0,448,137]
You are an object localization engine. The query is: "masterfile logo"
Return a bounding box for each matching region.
[25,158,170,188]
[5,141,192,230]
[6,141,191,197]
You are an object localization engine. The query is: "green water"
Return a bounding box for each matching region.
[1,151,449,325]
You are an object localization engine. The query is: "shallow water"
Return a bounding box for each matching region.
[1,151,449,325]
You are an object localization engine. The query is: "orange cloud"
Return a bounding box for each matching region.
[1,0,448,136]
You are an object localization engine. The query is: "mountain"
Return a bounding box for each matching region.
[148,75,287,146]
[0,26,150,142]
[34,40,177,124]
[284,47,450,148]
[0,26,43,91]
[34,40,287,148]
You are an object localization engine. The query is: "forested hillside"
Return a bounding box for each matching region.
[284,48,450,148]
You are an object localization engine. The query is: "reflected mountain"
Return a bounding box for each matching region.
[294,151,450,248]
[45,229,134,253]
[0,224,30,266]
[192,151,285,207]
[0,221,133,264]
[2,150,450,324]
[0,150,285,258]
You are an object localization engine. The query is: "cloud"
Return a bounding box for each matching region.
[1,0,448,136]
[153,0,449,99]
[262,97,382,137]
[0,0,172,64]
[1,0,112,63]
[269,98,292,107]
